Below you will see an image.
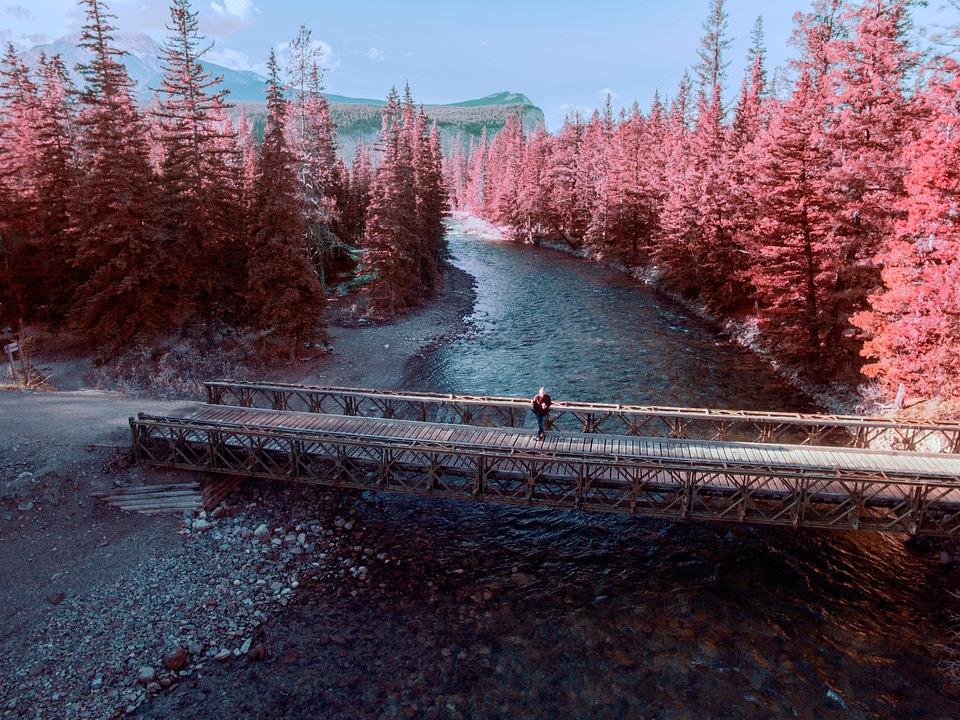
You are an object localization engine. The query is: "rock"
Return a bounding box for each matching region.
[137,666,158,686]
[146,682,161,695]
[240,528,254,540]
[239,638,252,655]
[939,551,953,565]
[214,649,232,662]
[16,471,34,483]
[162,647,188,672]
[193,519,213,533]
[246,643,267,662]
[254,524,271,542]
[46,591,66,605]
[281,650,300,665]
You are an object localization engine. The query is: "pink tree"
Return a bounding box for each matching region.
[819,0,921,369]
[484,113,524,230]
[245,50,326,357]
[152,0,244,340]
[70,0,169,350]
[853,58,960,399]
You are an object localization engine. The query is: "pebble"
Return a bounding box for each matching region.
[137,666,157,686]
[246,643,267,662]
[162,647,188,671]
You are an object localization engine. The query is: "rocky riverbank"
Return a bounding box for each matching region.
[0,264,478,719]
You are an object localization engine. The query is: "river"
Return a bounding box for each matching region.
[148,222,960,719]
[399,224,960,718]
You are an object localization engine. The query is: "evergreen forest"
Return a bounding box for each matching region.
[1,0,958,412]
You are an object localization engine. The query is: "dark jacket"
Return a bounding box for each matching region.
[531,393,552,417]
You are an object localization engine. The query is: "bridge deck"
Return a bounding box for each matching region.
[192,405,960,482]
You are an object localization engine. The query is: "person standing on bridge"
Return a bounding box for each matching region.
[532,387,552,441]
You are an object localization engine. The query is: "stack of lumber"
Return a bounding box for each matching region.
[91,475,245,515]
[90,482,202,515]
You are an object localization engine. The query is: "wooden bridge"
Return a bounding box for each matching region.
[129,380,960,537]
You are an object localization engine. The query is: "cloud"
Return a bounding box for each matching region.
[598,88,622,101]
[366,47,384,62]
[274,37,335,65]
[205,46,265,75]
[209,0,259,22]
[272,37,339,79]
[3,5,33,21]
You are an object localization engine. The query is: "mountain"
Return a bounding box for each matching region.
[20,33,546,153]
[21,32,271,103]
[444,91,534,108]
[323,93,545,156]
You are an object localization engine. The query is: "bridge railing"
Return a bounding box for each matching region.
[204,380,960,454]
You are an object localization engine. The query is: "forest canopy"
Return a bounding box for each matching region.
[2,0,958,411]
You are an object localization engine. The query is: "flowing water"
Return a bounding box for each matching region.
[149,224,960,719]
[396,226,960,718]
[410,226,814,410]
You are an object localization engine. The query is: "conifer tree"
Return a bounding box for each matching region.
[246,50,326,358]
[362,85,447,316]
[853,57,960,398]
[726,17,768,303]
[152,0,244,339]
[0,44,41,320]
[413,113,449,295]
[284,26,347,287]
[363,87,419,315]
[341,138,373,248]
[25,52,80,320]
[818,0,921,368]
[484,113,524,230]
[71,0,168,350]
[747,67,838,363]
[655,72,699,295]
[465,127,488,212]
[516,125,553,242]
[0,44,37,218]
[544,112,588,247]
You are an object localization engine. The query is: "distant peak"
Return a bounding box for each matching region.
[443,92,535,108]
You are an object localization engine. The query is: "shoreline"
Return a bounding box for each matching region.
[286,261,477,392]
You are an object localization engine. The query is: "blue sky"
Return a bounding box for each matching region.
[1,0,953,130]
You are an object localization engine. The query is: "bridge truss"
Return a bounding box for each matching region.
[131,404,960,537]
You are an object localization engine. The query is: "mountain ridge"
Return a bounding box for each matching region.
[20,32,546,153]
[20,33,542,115]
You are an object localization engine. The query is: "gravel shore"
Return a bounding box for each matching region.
[0,264,477,719]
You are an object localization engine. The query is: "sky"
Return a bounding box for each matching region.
[1,0,955,130]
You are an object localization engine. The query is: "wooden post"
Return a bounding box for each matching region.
[4,341,21,386]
